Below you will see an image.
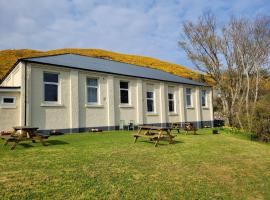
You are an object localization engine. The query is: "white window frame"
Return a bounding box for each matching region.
[86,77,100,105]
[43,72,60,104]
[119,81,130,105]
[168,92,175,113]
[185,88,193,108]
[0,96,16,108]
[201,89,207,107]
[146,90,155,113]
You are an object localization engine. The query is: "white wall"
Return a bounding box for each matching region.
[0,92,21,131]
[1,63,22,87]
[78,71,109,128]
[184,86,198,122]
[24,63,213,131]
[114,76,137,125]
[30,64,71,130]
[167,85,181,123]
[201,88,213,122]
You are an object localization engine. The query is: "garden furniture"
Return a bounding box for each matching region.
[133,125,175,147]
[170,122,182,133]
[184,122,197,134]
[1,126,49,150]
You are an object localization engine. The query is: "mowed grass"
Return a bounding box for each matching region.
[0,129,270,200]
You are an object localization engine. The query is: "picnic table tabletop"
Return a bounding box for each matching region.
[138,125,172,130]
[13,126,39,131]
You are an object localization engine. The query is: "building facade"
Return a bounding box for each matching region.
[0,54,213,133]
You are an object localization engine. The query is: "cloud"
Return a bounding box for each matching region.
[0,0,269,69]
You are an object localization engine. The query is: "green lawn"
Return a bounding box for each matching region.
[0,129,270,200]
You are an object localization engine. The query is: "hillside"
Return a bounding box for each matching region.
[0,48,210,83]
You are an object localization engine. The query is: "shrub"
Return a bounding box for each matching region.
[251,94,270,140]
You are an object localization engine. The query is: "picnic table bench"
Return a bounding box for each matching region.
[170,122,182,133]
[170,122,197,135]
[133,125,175,147]
[184,123,197,134]
[1,126,49,150]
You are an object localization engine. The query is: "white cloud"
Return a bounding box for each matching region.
[0,0,269,68]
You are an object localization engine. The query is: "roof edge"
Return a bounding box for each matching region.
[1,53,209,87]
[19,53,71,61]
[0,60,21,85]
[24,59,209,87]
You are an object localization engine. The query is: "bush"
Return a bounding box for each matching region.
[251,94,270,140]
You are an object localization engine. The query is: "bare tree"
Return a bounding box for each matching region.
[179,12,270,127]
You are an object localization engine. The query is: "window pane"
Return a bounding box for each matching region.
[120,90,129,104]
[201,90,206,106]
[202,96,206,106]
[147,99,154,112]
[120,81,128,89]
[169,101,174,112]
[202,90,206,96]
[45,84,58,102]
[186,95,191,106]
[44,73,58,83]
[87,78,98,87]
[87,87,98,103]
[168,93,173,100]
[186,88,191,95]
[3,98,14,103]
[147,91,153,98]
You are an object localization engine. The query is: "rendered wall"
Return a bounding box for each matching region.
[167,84,181,123]
[0,92,21,131]
[25,63,213,132]
[1,63,22,87]
[30,64,71,130]
[143,81,161,125]
[185,86,198,122]
[201,88,213,124]
[113,76,137,125]
[78,71,109,128]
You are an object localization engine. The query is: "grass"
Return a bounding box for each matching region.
[0,129,270,200]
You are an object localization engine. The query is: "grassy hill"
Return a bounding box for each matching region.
[0,48,211,83]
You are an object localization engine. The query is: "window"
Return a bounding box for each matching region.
[168,93,175,112]
[146,91,154,112]
[186,88,192,107]
[201,90,207,107]
[87,78,98,104]
[0,96,16,107]
[43,72,59,102]
[120,81,129,104]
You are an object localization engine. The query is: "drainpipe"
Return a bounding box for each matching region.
[24,62,27,126]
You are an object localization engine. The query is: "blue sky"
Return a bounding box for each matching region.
[0,0,269,69]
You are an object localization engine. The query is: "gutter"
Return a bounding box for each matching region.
[24,62,27,126]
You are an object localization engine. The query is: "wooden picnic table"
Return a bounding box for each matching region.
[170,122,182,133]
[1,126,49,150]
[170,122,197,135]
[133,125,175,147]
[13,126,39,138]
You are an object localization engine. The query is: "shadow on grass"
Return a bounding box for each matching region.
[140,140,184,146]
[46,140,69,146]
[17,140,69,148]
[19,143,34,148]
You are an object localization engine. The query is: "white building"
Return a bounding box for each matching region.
[0,54,213,133]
